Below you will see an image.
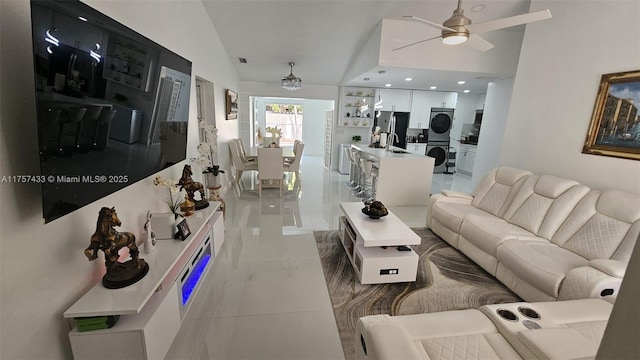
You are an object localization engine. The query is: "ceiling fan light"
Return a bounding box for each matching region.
[442,33,468,45]
[281,62,302,91]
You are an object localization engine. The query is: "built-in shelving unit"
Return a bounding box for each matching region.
[103,34,152,91]
[339,87,376,128]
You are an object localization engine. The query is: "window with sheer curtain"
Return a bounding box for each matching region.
[265,104,303,146]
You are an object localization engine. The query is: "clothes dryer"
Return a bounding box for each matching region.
[428,108,454,142]
[426,143,449,174]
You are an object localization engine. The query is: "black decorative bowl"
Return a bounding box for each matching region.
[362,207,388,219]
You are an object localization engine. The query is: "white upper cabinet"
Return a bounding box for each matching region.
[376,89,412,112]
[409,91,458,128]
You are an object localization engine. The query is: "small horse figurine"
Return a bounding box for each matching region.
[177,165,208,209]
[85,207,144,284]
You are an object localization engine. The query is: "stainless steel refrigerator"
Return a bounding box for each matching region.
[375,111,409,149]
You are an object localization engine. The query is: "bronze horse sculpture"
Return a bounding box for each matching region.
[177,164,209,209]
[85,207,148,288]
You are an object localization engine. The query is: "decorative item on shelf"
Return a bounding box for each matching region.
[179,195,195,216]
[352,135,362,144]
[153,175,181,217]
[281,61,302,91]
[191,123,225,213]
[143,210,157,254]
[84,207,149,289]
[371,126,382,147]
[361,201,389,219]
[256,127,263,144]
[346,112,351,117]
[177,165,208,211]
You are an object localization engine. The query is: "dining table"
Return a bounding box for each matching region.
[248,145,296,161]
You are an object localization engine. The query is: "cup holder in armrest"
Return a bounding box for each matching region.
[518,307,541,320]
[497,308,518,321]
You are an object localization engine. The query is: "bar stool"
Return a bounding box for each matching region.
[345,147,357,187]
[38,107,62,160]
[359,158,378,201]
[352,150,365,196]
[92,109,117,150]
[56,107,87,157]
[75,106,103,152]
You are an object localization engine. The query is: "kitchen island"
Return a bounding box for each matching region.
[352,144,434,206]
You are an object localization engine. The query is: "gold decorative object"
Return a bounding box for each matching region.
[179,195,195,216]
[84,207,149,289]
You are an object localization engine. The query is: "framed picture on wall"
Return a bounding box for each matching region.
[225,89,238,120]
[582,70,640,160]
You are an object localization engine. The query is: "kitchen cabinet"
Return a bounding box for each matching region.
[457,144,476,176]
[406,143,427,155]
[409,91,458,128]
[52,12,105,52]
[103,34,153,91]
[340,87,375,128]
[376,88,412,112]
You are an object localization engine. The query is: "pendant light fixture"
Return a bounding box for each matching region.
[281,62,302,91]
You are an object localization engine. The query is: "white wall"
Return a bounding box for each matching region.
[472,78,515,187]
[501,0,640,193]
[0,1,238,358]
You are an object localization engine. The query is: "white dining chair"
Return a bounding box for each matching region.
[284,141,304,178]
[236,138,257,161]
[229,140,258,183]
[257,147,284,197]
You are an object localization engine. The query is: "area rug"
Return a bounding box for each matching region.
[314,228,521,360]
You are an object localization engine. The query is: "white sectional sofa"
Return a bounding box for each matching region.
[426,167,640,302]
[356,298,614,360]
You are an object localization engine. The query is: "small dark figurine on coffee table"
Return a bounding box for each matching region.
[84,207,149,289]
[177,164,209,210]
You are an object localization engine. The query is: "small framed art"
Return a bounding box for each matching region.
[225,89,238,120]
[176,218,191,241]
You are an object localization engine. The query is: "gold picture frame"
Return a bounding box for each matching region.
[225,89,238,120]
[582,70,640,160]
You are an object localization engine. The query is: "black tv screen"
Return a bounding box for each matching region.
[30,0,192,223]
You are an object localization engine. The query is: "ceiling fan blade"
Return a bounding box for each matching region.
[392,35,442,52]
[467,34,494,52]
[466,9,552,34]
[403,15,455,32]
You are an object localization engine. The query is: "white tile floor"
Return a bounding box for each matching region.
[165,155,472,359]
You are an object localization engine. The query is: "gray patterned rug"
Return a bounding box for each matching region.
[314,228,521,360]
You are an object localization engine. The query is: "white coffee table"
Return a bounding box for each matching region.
[338,202,420,284]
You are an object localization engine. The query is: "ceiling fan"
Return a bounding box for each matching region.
[394,0,552,52]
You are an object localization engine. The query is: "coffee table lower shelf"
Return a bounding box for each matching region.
[339,216,418,284]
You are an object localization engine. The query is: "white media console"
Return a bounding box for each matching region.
[63,203,224,359]
[338,202,420,284]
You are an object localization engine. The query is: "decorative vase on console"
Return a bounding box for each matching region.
[192,123,225,214]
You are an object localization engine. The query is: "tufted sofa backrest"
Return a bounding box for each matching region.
[470,167,532,218]
[502,175,591,240]
[552,190,640,262]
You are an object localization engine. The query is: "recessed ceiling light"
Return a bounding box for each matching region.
[430,86,437,90]
[458,80,466,85]
[238,57,247,63]
[405,77,413,81]
[463,89,470,93]
[385,83,392,87]
[363,77,370,81]
[471,4,485,12]
[78,16,88,22]
[378,70,386,75]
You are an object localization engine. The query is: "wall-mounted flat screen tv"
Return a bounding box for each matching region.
[30,0,192,223]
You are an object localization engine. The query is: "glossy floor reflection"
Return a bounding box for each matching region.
[166,155,472,359]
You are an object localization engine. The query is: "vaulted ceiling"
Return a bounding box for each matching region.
[202,0,533,93]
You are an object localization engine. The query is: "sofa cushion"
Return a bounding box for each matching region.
[503,175,590,240]
[470,167,532,217]
[497,240,588,298]
[552,189,640,262]
[459,213,538,258]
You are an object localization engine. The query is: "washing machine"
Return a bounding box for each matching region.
[428,108,454,142]
[426,144,449,174]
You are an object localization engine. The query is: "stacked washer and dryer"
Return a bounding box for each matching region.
[427,108,454,173]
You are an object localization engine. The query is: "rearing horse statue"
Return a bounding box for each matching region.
[85,207,141,274]
[177,164,206,203]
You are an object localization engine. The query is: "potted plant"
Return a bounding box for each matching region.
[192,124,225,210]
[352,135,362,144]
